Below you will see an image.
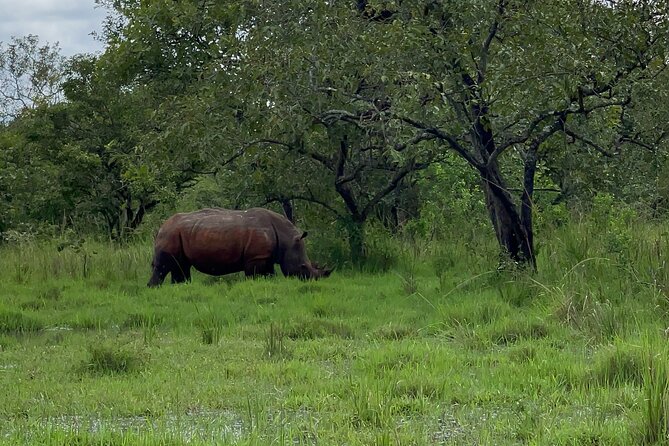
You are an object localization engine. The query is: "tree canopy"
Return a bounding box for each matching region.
[1,0,668,267]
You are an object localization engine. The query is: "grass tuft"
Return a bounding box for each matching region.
[0,310,44,333]
[194,306,226,345]
[488,319,550,346]
[84,340,147,375]
[284,318,354,340]
[639,343,669,444]
[507,345,538,364]
[0,334,15,350]
[373,324,416,341]
[263,323,291,360]
[122,312,163,330]
[37,286,62,301]
[590,343,645,387]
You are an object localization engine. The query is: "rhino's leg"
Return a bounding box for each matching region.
[244,261,275,278]
[170,261,191,284]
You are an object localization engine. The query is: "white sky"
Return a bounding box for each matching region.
[0,0,107,57]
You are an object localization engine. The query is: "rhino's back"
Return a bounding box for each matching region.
[170,208,280,274]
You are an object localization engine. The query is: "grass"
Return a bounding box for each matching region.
[1,217,669,444]
[84,338,148,375]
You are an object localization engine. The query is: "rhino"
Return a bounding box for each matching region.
[147,207,332,287]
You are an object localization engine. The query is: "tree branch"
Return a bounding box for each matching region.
[262,194,343,219]
[394,132,436,152]
[360,158,430,221]
[478,0,505,84]
[393,114,484,171]
[249,138,334,171]
[564,127,615,157]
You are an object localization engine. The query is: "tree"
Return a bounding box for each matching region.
[0,35,65,122]
[0,36,82,233]
[220,0,669,265]
[349,0,669,268]
[89,0,442,258]
[83,0,257,235]
[226,1,444,259]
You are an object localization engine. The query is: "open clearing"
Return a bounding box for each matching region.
[1,235,668,445]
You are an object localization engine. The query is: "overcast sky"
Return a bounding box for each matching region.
[0,0,108,57]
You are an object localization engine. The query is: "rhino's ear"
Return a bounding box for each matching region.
[300,231,308,239]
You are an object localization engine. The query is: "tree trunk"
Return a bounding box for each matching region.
[279,198,294,223]
[481,162,536,269]
[129,199,158,231]
[346,218,366,263]
[520,150,538,267]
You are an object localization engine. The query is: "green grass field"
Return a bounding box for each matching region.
[2,221,669,445]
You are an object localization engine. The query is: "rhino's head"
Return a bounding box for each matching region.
[282,232,333,280]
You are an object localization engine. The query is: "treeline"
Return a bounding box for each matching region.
[1,0,669,269]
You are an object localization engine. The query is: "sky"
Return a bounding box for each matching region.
[0,0,108,57]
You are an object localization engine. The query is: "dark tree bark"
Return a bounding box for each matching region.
[481,162,536,269]
[345,218,366,262]
[280,198,294,223]
[461,69,537,268]
[520,149,538,265]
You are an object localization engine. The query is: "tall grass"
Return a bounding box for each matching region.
[3,210,669,444]
[638,336,669,445]
[0,239,151,285]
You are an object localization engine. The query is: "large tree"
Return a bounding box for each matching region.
[349,0,669,267]
[220,0,668,266]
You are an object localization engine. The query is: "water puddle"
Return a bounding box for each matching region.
[35,410,244,442]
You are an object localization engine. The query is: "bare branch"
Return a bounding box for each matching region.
[319,109,359,125]
[492,95,631,164]
[394,132,436,152]
[263,194,343,219]
[617,129,668,151]
[508,187,561,193]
